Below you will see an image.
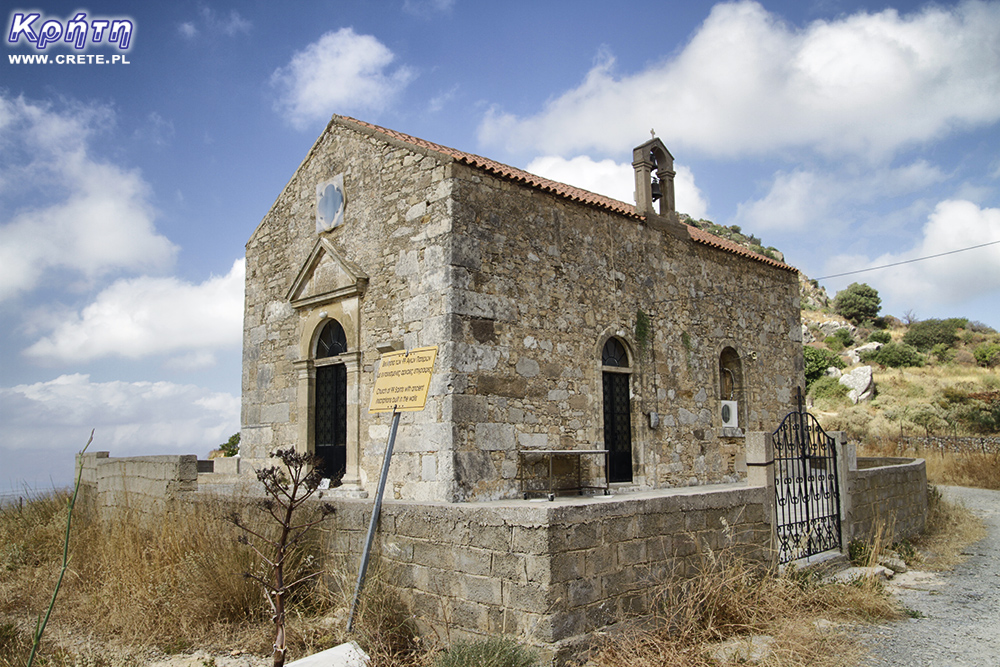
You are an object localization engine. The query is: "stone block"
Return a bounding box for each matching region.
[551,551,585,583]
[502,579,552,612]
[475,422,516,451]
[551,521,600,553]
[458,575,503,606]
[510,525,549,554]
[454,547,492,577]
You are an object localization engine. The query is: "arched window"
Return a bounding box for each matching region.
[719,347,744,429]
[602,337,633,483]
[314,320,347,481]
[316,319,347,358]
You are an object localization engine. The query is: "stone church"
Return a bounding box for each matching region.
[240,115,803,502]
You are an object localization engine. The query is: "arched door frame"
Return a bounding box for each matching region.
[599,332,635,484]
[294,300,364,494]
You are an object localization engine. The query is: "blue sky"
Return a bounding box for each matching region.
[2,0,999,494]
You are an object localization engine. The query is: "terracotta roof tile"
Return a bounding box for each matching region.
[685,225,795,271]
[336,115,796,273]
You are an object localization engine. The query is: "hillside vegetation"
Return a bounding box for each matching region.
[799,278,1000,445]
[681,218,1000,445]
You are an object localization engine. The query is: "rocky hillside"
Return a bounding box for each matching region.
[683,216,1000,440]
[797,279,1000,442]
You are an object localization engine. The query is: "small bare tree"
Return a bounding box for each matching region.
[229,448,335,667]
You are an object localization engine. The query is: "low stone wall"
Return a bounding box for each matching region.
[864,435,1000,455]
[326,484,771,663]
[901,435,1000,455]
[844,455,927,544]
[72,436,926,665]
[77,451,199,518]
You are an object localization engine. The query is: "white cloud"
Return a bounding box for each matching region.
[735,169,831,232]
[0,94,177,301]
[208,8,252,36]
[673,165,710,221]
[272,28,415,129]
[525,155,633,202]
[179,9,251,39]
[523,156,709,219]
[428,84,460,113]
[827,200,1000,307]
[735,161,948,232]
[24,259,245,364]
[403,0,456,16]
[0,374,239,492]
[478,1,1000,160]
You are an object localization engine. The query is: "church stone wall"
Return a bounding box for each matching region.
[444,166,802,500]
[242,118,802,503]
[242,121,462,501]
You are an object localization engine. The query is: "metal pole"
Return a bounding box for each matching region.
[347,408,400,633]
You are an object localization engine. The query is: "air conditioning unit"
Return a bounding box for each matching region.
[720,400,739,429]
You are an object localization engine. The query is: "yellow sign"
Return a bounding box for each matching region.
[368,346,438,413]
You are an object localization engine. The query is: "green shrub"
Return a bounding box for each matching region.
[219,432,240,457]
[834,283,881,325]
[824,336,844,352]
[804,346,845,391]
[848,539,871,566]
[433,637,538,667]
[931,343,954,363]
[903,318,966,351]
[973,342,1000,367]
[861,342,924,368]
[868,330,891,345]
[830,328,854,347]
[809,376,848,402]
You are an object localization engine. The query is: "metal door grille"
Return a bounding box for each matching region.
[772,390,841,563]
[603,371,632,483]
[315,363,346,481]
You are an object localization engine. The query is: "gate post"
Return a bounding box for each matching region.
[831,431,854,553]
[746,431,776,563]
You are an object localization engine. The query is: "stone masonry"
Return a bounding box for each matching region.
[241,115,803,502]
[73,444,927,663]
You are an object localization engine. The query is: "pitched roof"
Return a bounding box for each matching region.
[336,115,796,273]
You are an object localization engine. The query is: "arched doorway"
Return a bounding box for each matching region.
[602,337,633,483]
[314,319,347,481]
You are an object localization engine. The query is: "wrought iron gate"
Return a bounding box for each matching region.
[772,389,841,563]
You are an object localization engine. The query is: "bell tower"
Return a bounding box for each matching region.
[632,136,675,218]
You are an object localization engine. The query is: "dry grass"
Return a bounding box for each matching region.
[814,363,1000,443]
[858,440,1000,491]
[909,486,987,571]
[0,489,429,667]
[580,538,901,667]
[2,481,989,667]
[0,491,355,665]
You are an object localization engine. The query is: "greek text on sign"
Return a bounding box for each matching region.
[368,346,437,413]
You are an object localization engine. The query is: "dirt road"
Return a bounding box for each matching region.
[857,486,1000,666]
